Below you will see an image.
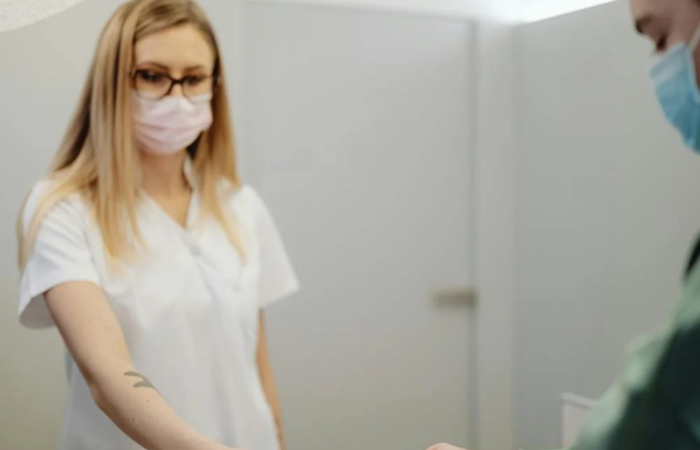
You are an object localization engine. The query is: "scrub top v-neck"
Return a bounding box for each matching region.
[17,160,300,450]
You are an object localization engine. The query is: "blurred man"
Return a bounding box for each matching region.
[427,0,700,449]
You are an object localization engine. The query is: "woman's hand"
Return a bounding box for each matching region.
[427,444,467,450]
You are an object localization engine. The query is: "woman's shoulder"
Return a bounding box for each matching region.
[21,178,89,229]
[219,180,268,217]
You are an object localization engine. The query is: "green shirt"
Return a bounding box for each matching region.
[569,261,700,449]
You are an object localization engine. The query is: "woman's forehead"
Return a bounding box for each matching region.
[134,24,215,72]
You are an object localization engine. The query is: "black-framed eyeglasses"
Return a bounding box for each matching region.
[131,69,218,103]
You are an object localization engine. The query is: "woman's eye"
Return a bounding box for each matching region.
[139,71,166,83]
[184,76,206,86]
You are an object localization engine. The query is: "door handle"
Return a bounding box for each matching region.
[433,287,478,307]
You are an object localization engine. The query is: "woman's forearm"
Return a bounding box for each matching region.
[259,364,285,450]
[45,283,234,450]
[270,391,285,450]
[88,358,227,450]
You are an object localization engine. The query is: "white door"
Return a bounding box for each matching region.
[221,3,475,449]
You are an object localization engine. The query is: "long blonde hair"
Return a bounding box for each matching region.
[18,0,243,268]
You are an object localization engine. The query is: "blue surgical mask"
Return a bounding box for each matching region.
[649,24,700,152]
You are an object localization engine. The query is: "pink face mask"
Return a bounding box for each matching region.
[133,93,214,155]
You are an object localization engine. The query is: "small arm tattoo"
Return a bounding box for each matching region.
[124,371,158,391]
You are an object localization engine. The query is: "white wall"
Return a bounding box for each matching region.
[514,1,700,448]
[519,0,620,22]
[233,0,622,22]
[246,0,520,21]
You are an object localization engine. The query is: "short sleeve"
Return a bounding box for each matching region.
[18,181,101,329]
[244,186,300,308]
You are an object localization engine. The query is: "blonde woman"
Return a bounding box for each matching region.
[16,1,299,449]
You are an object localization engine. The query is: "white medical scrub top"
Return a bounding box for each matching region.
[17,161,300,450]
